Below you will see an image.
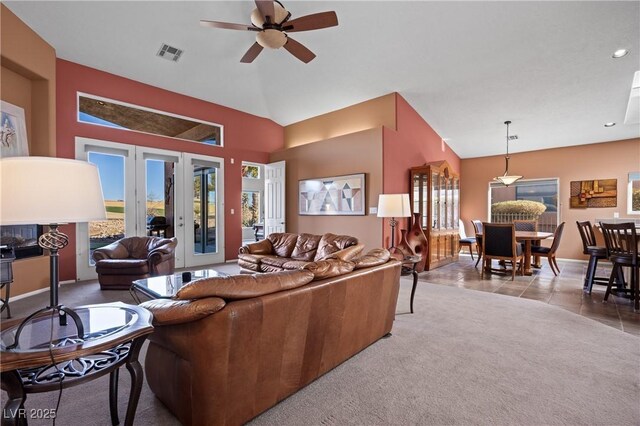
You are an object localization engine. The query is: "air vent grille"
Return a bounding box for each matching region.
[157,43,183,62]
[508,135,519,141]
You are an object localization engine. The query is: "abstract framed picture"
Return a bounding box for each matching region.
[299,173,365,216]
[0,101,29,158]
[569,179,617,208]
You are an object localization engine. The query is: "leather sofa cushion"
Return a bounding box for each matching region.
[353,248,391,270]
[261,263,286,273]
[282,260,313,270]
[237,259,261,272]
[314,233,359,261]
[237,253,277,265]
[290,233,322,261]
[96,259,149,274]
[176,270,315,300]
[303,259,355,280]
[141,297,226,326]
[267,233,299,258]
[260,257,291,268]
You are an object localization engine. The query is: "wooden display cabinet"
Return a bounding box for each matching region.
[410,160,460,270]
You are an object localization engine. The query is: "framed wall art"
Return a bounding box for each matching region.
[569,179,617,208]
[0,101,29,158]
[299,173,365,216]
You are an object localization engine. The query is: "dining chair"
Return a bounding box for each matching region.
[531,222,565,276]
[514,220,537,232]
[471,220,483,267]
[481,223,524,280]
[576,221,611,293]
[458,219,476,260]
[600,222,639,311]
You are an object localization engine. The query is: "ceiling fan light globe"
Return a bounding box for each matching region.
[256,29,287,49]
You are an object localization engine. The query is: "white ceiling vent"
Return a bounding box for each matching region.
[157,43,183,62]
[624,71,640,125]
[508,135,518,141]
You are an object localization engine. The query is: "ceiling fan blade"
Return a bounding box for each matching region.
[200,20,255,31]
[283,37,316,63]
[283,11,338,32]
[241,42,264,63]
[255,0,275,23]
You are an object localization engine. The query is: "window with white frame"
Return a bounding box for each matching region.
[629,172,640,214]
[489,178,559,232]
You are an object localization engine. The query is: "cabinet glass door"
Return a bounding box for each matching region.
[431,171,439,229]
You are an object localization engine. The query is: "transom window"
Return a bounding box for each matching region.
[78,93,223,146]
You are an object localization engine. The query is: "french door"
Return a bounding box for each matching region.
[75,138,224,280]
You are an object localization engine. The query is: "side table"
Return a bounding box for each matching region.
[401,255,421,314]
[0,302,153,426]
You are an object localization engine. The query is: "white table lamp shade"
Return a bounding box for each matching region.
[0,156,107,225]
[377,194,411,218]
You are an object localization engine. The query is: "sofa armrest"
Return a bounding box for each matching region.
[238,239,273,255]
[140,297,226,326]
[148,238,177,264]
[323,244,365,262]
[92,241,129,261]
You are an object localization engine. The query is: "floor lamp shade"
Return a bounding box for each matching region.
[0,157,106,225]
[377,194,411,218]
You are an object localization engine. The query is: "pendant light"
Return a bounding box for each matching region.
[493,120,522,186]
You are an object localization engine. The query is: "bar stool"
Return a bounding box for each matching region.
[600,222,639,311]
[576,221,612,293]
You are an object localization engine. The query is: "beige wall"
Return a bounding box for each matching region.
[461,138,640,260]
[284,93,395,148]
[270,128,384,251]
[1,4,57,297]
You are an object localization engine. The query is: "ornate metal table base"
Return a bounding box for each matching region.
[1,337,146,426]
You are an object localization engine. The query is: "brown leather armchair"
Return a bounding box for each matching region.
[92,236,178,290]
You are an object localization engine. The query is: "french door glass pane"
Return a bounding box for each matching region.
[146,159,174,238]
[193,166,217,254]
[241,191,261,227]
[87,152,125,261]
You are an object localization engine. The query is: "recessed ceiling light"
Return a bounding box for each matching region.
[612,49,629,58]
[604,122,616,127]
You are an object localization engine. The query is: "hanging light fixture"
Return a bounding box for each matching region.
[493,120,522,186]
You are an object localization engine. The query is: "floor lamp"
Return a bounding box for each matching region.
[0,157,106,347]
[377,194,411,249]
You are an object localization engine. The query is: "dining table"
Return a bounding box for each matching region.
[476,230,554,275]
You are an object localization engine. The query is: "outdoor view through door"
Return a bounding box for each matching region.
[88,151,126,254]
[193,166,217,254]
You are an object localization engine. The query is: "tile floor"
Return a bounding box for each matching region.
[419,254,640,336]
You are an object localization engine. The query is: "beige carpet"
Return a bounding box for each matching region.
[4,277,639,425]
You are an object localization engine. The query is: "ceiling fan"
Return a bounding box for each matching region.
[200,0,338,63]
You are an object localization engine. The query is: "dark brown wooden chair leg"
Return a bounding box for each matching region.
[603,264,619,302]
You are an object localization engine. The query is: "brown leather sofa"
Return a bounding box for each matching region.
[92,236,177,290]
[238,232,362,272]
[141,248,400,426]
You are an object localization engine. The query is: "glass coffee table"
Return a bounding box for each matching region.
[130,269,227,302]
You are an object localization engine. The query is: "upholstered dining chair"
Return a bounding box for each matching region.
[481,223,524,280]
[514,220,537,232]
[531,222,565,276]
[471,220,483,267]
[458,219,476,260]
[600,222,639,311]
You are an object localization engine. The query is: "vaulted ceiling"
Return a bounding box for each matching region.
[5,1,639,158]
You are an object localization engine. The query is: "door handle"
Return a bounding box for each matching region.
[178,223,184,227]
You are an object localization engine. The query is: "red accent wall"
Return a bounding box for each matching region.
[381,93,461,246]
[56,59,284,280]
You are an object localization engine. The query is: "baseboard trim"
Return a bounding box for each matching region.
[458,252,588,264]
[9,280,76,302]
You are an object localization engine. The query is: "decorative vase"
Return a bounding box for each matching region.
[394,229,415,258]
[406,212,429,272]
